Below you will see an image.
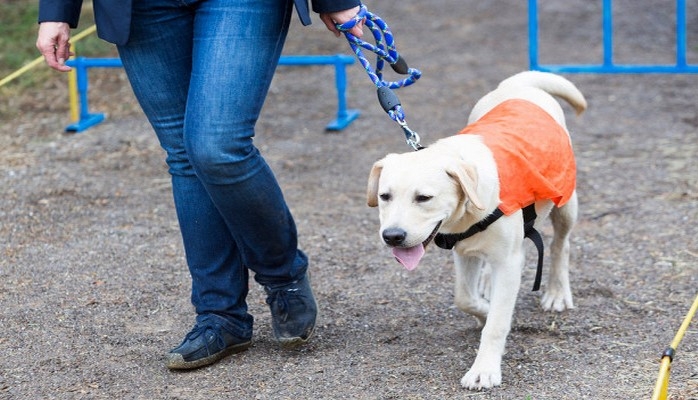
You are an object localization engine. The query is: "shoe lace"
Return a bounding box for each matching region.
[266,286,304,323]
[186,320,232,353]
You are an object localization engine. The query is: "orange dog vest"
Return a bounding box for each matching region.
[458,99,576,215]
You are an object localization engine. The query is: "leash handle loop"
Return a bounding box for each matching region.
[338,4,368,30]
[336,4,422,90]
[337,4,423,151]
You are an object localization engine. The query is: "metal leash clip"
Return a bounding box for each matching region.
[398,119,423,151]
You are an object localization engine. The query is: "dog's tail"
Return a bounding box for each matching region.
[498,71,587,115]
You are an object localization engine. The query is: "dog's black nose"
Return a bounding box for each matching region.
[382,228,407,246]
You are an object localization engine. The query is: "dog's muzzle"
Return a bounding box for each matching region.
[382,221,441,248]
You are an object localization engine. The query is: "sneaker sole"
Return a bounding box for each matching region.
[277,334,312,350]
[166,340,251,370]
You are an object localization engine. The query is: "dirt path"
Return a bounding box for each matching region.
[1,1,697,399]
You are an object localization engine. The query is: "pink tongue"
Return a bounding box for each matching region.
[392,245,425,271]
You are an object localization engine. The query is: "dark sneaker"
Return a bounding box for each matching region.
[264,274,318,349]
[166,318,251,370]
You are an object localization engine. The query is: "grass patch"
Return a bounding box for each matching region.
[0,0,116,89]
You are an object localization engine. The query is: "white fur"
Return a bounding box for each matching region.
[367,71,586,390]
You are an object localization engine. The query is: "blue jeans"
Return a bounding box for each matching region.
[116,0,307,338]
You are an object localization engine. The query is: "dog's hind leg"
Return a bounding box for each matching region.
[541,191,577,311]
[454,254,489,327]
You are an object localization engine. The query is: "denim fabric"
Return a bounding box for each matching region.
[116,0,307,337]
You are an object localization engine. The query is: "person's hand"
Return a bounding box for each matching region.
[36,22,73,72]
[320,6,364,38]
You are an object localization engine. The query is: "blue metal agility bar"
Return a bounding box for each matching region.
[529,0,698,74]
[64,54,360,132]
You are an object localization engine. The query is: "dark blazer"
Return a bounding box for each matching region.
[39,0,361,46]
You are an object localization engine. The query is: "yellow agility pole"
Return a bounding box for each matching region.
[651,292,698,400]
[68,44,79,122]
[0,24,97,88]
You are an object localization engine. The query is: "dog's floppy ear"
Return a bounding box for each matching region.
[367,159,384,207]
[447,163,485,210]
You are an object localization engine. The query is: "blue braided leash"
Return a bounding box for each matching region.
[336,4,424,150]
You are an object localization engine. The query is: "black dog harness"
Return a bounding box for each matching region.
[434,204,545,292]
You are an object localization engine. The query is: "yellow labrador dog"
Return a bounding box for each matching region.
[367,71,586,390]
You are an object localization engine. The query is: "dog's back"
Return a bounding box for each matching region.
[468,71,587,127]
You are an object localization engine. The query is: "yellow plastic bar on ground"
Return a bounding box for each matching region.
[651,293,698,400]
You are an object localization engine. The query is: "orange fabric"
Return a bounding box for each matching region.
[458,99,576,215]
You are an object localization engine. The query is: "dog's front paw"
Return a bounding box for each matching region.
[541,289,574,312]
[460,364,502,390]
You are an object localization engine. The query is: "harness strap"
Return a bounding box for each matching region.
[522,204,544,292]
[434,204,545,292]
[434,208,504,250]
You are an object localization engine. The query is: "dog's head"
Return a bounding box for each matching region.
[367,150,484,270]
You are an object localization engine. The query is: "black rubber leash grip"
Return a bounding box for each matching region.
[390,55,409,75]
[377,86,401,113]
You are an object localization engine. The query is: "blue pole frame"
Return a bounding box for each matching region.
[65,54,360,133]
[529,0,697,74]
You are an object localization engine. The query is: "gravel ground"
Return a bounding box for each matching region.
[1,0,697,399]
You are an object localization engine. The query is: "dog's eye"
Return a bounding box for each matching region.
[379,193,391,202]
[415,194,433,203]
